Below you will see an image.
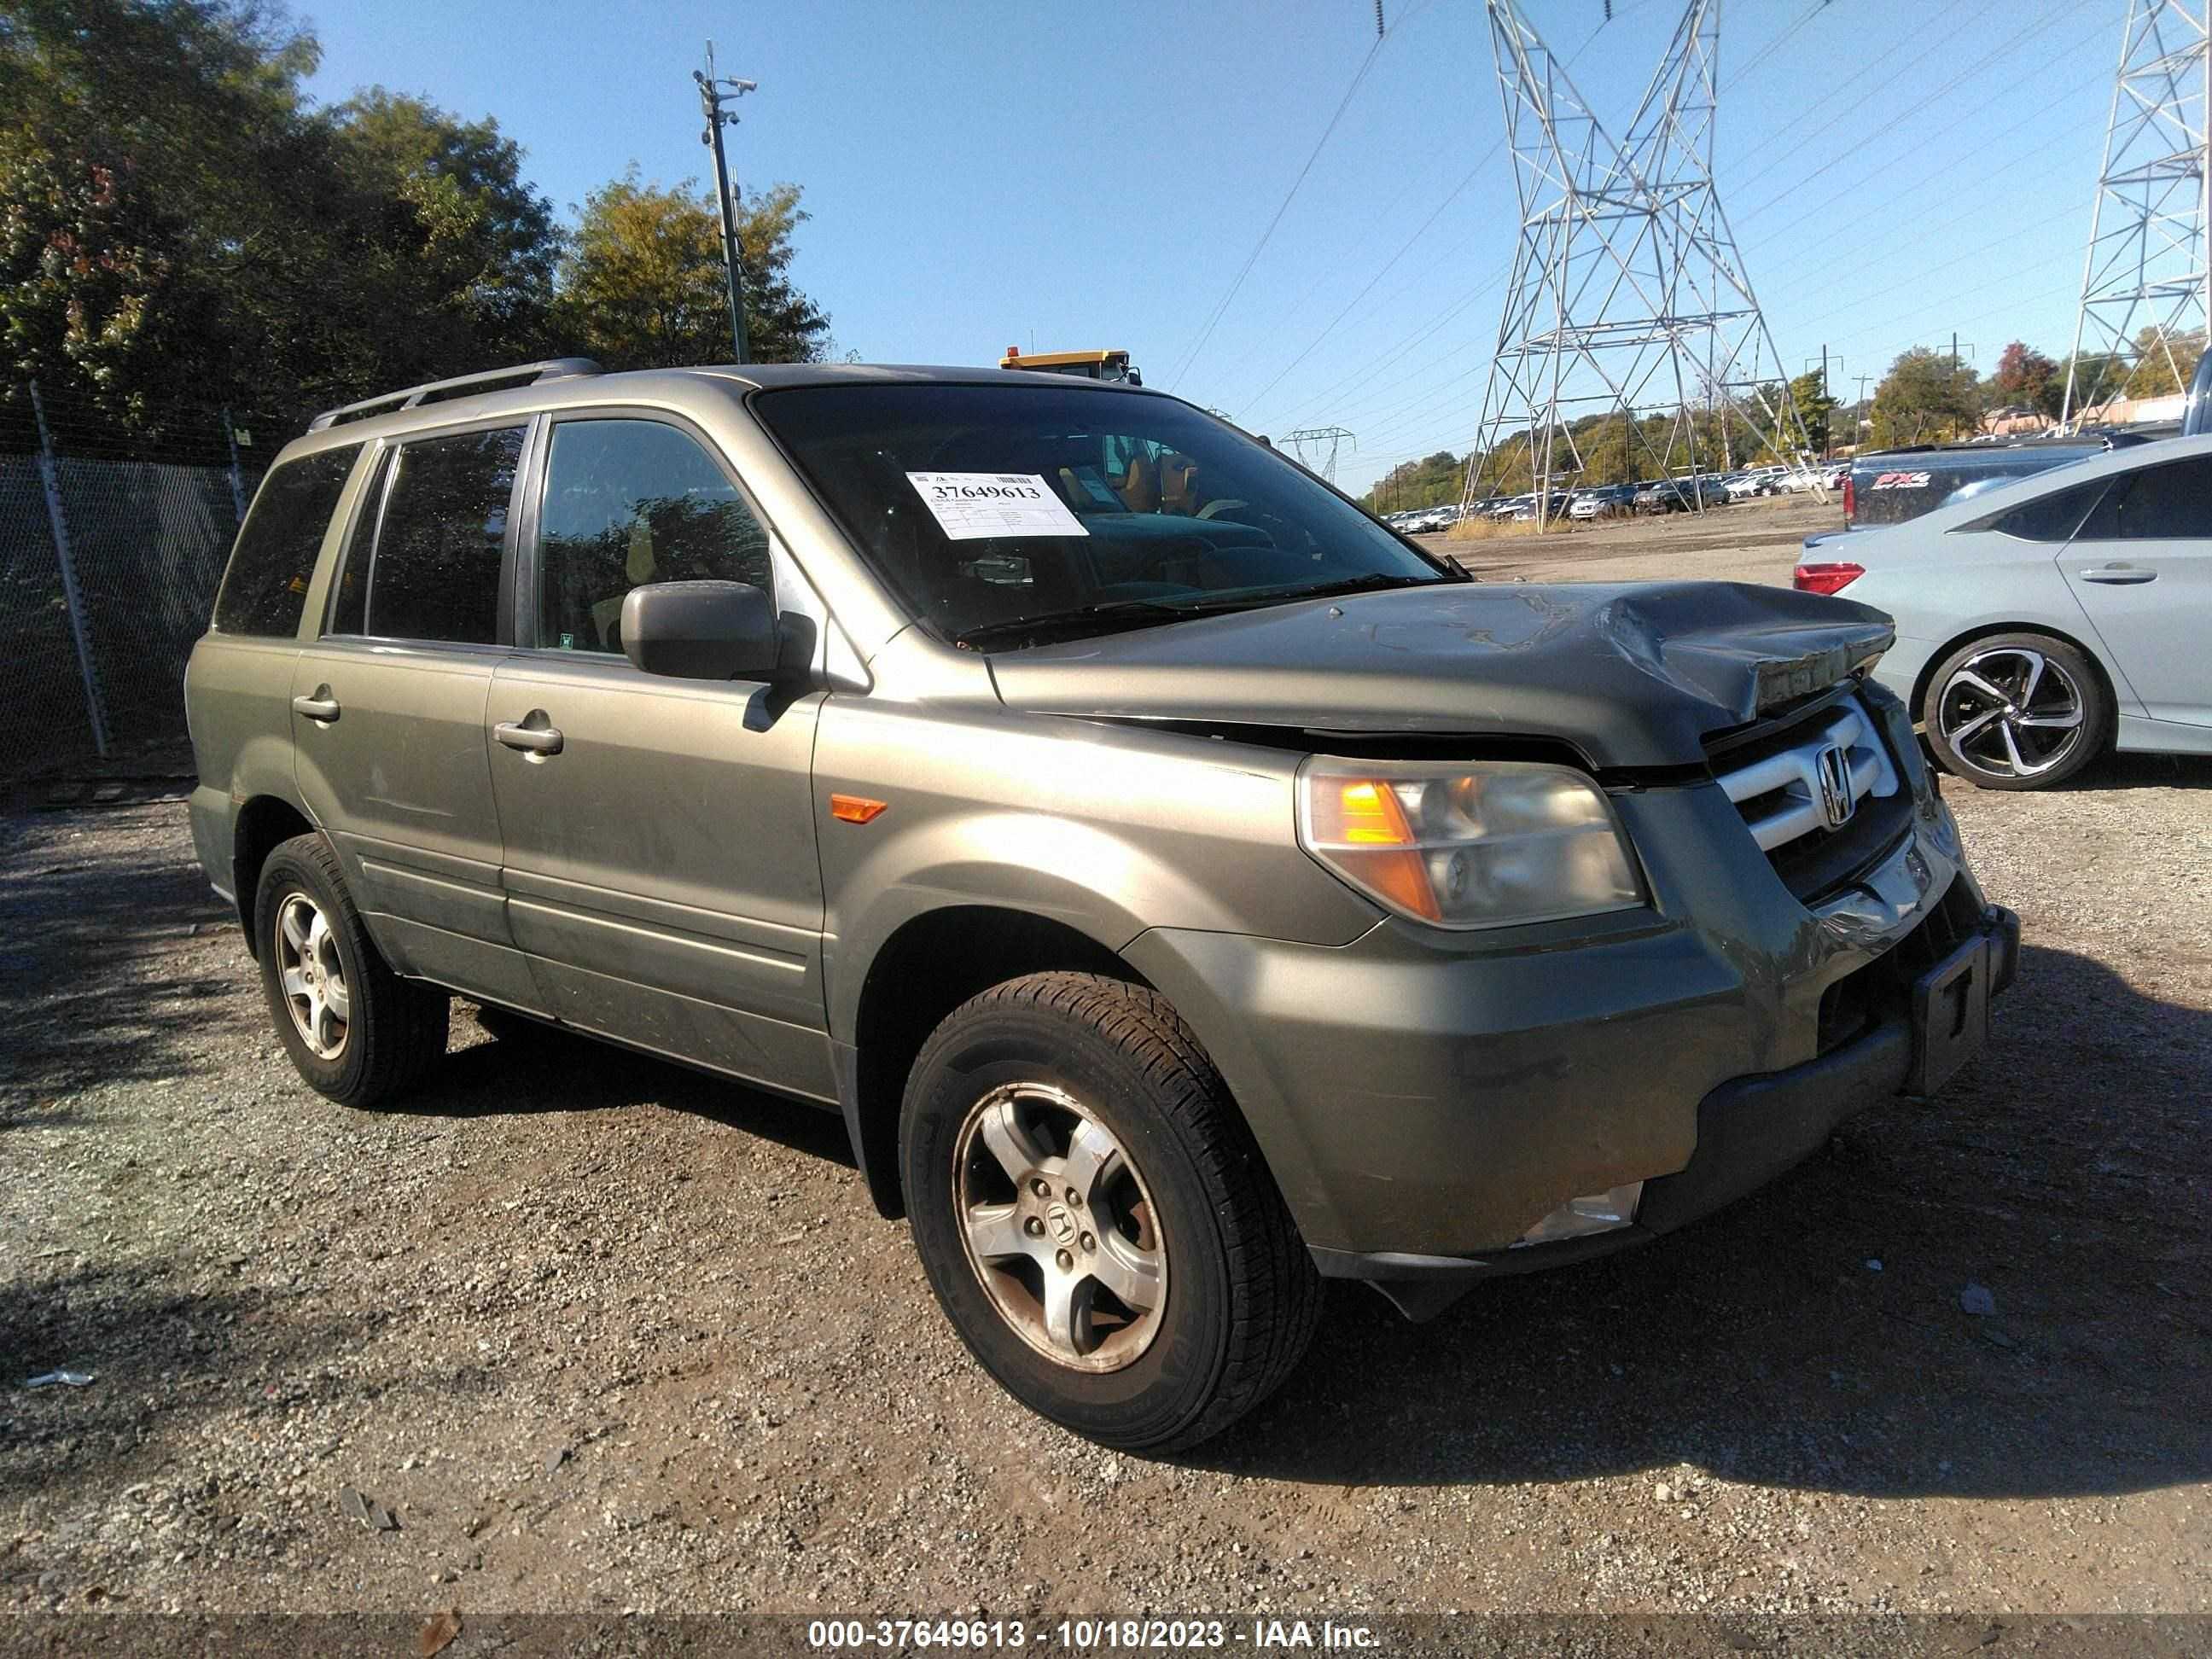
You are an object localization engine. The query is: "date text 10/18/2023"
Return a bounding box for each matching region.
[806,1619,1382,1650]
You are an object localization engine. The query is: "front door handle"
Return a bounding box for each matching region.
[494,719,564,756]
[2078,566,2157,585]
[292,691,341,722]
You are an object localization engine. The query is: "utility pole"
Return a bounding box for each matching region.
[694,41,758,364]
[1947,335,1977,439]
[1805,348,1842,459]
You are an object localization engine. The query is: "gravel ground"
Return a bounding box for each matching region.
[3,520,2207,1621]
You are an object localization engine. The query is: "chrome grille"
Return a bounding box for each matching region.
[1715,697,1901,856]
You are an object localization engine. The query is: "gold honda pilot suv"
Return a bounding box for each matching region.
[186,358,2018,1450]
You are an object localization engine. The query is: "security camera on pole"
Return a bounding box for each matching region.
[694,42,757,365]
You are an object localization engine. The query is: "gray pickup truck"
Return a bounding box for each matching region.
[186,359,2017,1450]
[1836,350,2212,535]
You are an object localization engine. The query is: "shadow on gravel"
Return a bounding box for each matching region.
[1194,940,2211,1505]
[0,1261,366,1504]
[0,826,236,1100]
[381,1010,855,1170]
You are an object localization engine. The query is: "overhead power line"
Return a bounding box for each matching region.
[1162,31,1391,389]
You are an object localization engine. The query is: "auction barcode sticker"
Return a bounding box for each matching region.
[905,472,1089,540]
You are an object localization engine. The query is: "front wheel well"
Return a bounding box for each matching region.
[1909,621,2120,735]
[231,795,316,958]
[850,907,1145,1219]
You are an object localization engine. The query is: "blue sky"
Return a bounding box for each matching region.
[303,0,2130,495]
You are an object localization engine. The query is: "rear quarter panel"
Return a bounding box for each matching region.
[183,634,304,896]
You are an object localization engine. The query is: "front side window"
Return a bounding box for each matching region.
[535,418,771,654]
[359,425,526,643]
[213,445,361,637]
[753,383,1449,648]
[2076,455,2212,541]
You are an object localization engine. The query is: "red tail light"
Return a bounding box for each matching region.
[1842,475,1855,521]
[1793,561,1865,596]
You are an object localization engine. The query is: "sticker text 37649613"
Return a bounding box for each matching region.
[905,472,1091,541]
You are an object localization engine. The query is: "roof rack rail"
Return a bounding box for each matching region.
[308,358,603,432]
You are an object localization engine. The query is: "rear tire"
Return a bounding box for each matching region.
[900,972,1319,1452]
[254,833,450,1107]
[1922,632,2109,791]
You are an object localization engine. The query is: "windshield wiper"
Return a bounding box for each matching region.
[953,598,1196,649]
[951,572,1460,650]
[1268,570,1465,602]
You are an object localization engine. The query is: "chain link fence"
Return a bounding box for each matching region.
[1,383,275,781]
[0,456,100,770]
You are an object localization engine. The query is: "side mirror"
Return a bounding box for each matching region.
[620,580,787,682]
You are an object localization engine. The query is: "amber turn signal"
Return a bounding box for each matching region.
[830,794,888,824]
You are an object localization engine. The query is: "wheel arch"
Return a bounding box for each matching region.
[231,795,317,959]
[844,905,1149,1220]
[1910,619,2122,741]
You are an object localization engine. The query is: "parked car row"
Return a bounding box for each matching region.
[1386,466,1843,532]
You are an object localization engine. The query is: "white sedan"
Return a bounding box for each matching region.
[1795,434,2210,789]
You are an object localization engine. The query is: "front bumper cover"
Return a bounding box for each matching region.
[1314,901,2020,1319]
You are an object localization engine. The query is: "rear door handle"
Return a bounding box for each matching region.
[291,692,341,722]
[494,719,564,755]
[2078,566,2157,585]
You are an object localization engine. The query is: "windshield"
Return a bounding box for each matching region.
[753,382,1450,647]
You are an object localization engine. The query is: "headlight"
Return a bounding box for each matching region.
[1295,756,1644,929]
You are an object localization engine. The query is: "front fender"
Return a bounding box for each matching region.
[810,698,1377,1042]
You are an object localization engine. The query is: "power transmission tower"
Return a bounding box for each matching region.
[2058,0,2209,428]
[694,41,758,364]
[1283,426,1356,482]
[1460,0,1818,526]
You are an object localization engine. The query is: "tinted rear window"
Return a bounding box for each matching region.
[212,446,361,637]
[361,425,526,643]
[1964,477,2107,543]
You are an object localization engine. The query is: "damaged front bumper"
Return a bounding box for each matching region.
[1123,741,2019,1324]
[1317,894,2019,1319]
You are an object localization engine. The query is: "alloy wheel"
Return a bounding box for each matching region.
[274,892,350,1060]
[952,1081,1168,1373]
[1936,646,2087,780]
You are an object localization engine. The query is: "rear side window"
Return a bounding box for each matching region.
[1963,478,2108,543]
[534,418,771,653]
[359,425,527,643]
[2075,455,2212,541]
[212,445,362,637]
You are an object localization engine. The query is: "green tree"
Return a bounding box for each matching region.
[327,90,561,371]
[1365,450,1462,512]
[1787,371,1838,454]
[559,169,830,369]
[0,0,321,421]
[1871,346,1982,445]
[2057,349,2129,416]
[2122,324,2205,398]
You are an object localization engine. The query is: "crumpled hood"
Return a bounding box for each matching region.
[987,581,1895,769]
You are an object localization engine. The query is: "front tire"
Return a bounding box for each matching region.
[254,833,450,1107]
[1922,632,2109,791]
[900,973,1319,1452]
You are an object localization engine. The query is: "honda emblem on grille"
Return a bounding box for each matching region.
[1813,742,1855,830]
